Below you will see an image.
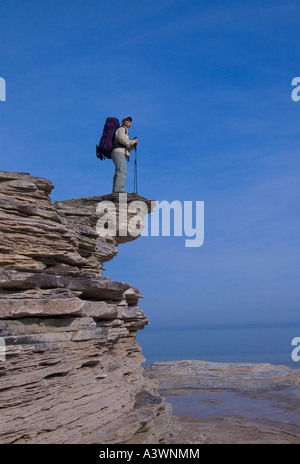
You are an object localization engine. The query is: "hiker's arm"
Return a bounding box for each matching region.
[118,128,136,148]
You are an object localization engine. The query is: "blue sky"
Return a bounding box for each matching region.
[1,0,300,329]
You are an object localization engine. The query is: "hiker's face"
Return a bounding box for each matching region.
[123,120,132,129]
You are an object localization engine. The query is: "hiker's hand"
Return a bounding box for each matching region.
[133,137,138,145]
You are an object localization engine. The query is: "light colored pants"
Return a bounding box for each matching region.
[112,150,127,193]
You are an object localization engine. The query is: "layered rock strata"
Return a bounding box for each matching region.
[0,170,171,444]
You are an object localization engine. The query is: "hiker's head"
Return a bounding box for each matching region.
[122,116,132,129]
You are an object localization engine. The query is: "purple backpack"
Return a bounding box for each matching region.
[96,117,120,160]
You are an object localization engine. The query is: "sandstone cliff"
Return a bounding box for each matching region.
[0,170,171,444]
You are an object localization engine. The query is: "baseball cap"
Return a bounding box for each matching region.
[122,116,132,123]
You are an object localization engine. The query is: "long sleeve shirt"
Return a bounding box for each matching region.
[113,126,136,158]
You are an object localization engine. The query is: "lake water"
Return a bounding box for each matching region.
[137,325,300,369]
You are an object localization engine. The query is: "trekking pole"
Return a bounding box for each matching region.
[133,145,138,194]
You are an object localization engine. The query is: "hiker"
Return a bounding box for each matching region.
[111,116,138,193]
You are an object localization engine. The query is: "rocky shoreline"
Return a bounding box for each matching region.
[1,170,299,444]
[145,360,300,444]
